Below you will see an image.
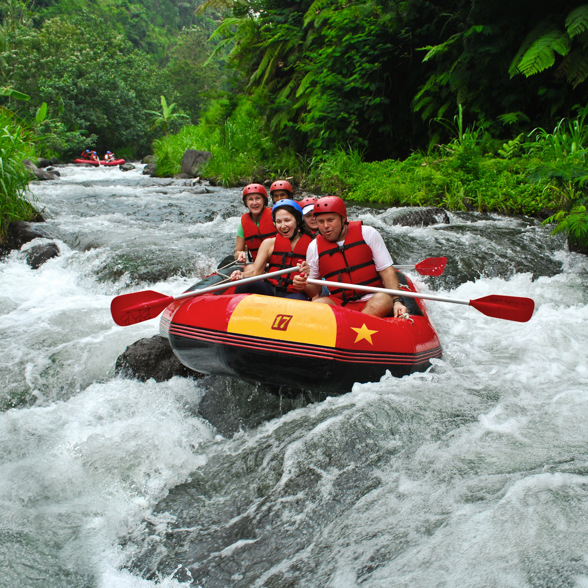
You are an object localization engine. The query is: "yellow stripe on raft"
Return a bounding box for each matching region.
[227,294,337,347]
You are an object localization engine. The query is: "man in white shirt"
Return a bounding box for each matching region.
[294,196,409,318]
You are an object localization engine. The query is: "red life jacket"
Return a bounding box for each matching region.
[316,220,383,303]
[266,233,313,292]
[241,208,277,261]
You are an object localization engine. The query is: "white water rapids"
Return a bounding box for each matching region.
[0,164,587,587]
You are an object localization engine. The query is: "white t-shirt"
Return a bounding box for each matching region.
[306,224,393,300]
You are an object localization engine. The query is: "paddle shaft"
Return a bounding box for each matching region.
[175,266,298,300]
[308,278,468,305]
[112,266,300,326]
[307,278,535,322]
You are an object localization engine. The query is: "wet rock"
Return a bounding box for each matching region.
[143,162,156,176]
[25,242,60,269]
[37,158,53,168]
[181,149,212,177]
[115,335,200,382]
[23,159,60,181]
[391,207,449,227]
[2,221,50,253]
[119,163,135,172]
[197,377,326,437]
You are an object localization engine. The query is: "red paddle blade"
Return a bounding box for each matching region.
[415,257,447,276]
[470,295,535,322]
[111,290,174,326]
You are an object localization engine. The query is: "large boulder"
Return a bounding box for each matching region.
[115,335,200,382]
[181,149,212,177]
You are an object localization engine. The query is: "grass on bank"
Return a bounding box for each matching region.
[0,107,38,244]
[152,102,588,251]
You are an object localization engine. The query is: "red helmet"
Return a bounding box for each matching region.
[269,180,293,197]
[313,196,347,219]
[242,183,268,206]
[298,196,317,209]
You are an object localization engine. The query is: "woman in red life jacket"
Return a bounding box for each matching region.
[298,196,319,236]
[294,196,409,317]
[234,184,277,263]
[269,179,294,205]
[230,199,313,300]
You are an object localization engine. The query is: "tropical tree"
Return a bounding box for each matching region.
[2,14,166,155]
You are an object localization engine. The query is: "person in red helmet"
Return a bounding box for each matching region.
[298,196,319,236]
[234,183,277,263]
[269,180,293,204]
[294,196,409,318]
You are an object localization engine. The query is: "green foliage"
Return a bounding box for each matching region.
[162,24,226,122]
[510,4,588,88]
[153,96,301,185]
[145,95,190,137]
[31,0,203,61]
[0,106,37,242]
[543,205,588,250]
[3,14,165,156]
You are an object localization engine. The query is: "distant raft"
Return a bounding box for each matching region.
[74,158,126,166]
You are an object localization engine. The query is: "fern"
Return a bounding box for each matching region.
[565,4,588,38]
[514,29,571,77]
[543,205,588,242]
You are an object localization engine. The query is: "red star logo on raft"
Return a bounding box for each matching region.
[351,323,378,345]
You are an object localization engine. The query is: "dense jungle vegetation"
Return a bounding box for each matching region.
[1,0,588,251]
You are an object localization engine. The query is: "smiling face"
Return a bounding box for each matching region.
[316,212,347,242]
[274,208,298,239]
[245,193,266,216]
[304,211,318,231]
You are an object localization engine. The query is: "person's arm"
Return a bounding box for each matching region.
[234,222,248,262]
[234,235,247,262]
[378,265,409,317]
[292,246,323,297]
[230,238,274,280]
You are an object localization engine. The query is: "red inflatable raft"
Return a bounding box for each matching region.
[74,158,125,166]
[159,272,442,393]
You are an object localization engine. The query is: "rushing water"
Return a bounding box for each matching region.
[1,164,587,587]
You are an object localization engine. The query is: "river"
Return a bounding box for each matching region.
[1,164,587,587]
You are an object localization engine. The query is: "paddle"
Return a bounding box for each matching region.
[393,256,446,276]
[307,278,535,322]
[111,266,299,327]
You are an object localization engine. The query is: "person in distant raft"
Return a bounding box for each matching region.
[103,151,115,162]
[230,199,313,300]
[269,179,294,205]
[234,183,278,263]
[80,149,92,160]
[294,196,409,318]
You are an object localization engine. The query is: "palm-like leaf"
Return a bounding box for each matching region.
[566,4,588,38]
[512,28,571,77]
